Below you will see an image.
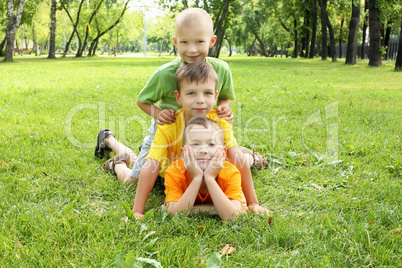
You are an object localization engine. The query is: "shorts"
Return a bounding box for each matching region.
[129,119,157,179]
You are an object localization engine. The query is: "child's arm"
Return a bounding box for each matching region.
[227,147,272,216]
[165,146,204,215]
[216,98,234,123]
[204,149,242,220]
[136,99,175,125]
[165,175,202,216]
[132,158,161,218]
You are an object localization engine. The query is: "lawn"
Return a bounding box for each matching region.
[0,55,401,267]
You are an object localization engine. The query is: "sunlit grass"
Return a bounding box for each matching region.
[0,55,401,266]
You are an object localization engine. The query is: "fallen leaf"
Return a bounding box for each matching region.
[221,244,236,255]
[17,242,24,249]
[1,160,9,168]
[221,244,230,255]
[197,226,204,232]
[390,228,401,235]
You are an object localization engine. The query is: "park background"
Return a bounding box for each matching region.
[1,0,402,267]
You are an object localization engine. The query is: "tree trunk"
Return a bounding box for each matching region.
[309,0,317,58]
[15,39,20,55]
[0,37,6,56]
[209,0,229,58]
[368,0,381,66]
[345,0,360,65]
[319,0,336,61]
[48,0,57,59]
[159,30,167,57]
[255,33,268,57]
[293,18,298,58]
[224,36,232,56]
[4,0,26,62]
[361,0,368,59]
[384,22,391,60]
[395,15,402,70]
[305,7,310,58]
[77,0,104,57]
[339,18,344,58]
[32,22,38,56]
[114,30,118,57]
[319,0,328,60]
[87,0,129,57]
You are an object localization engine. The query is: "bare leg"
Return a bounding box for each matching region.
[105,136,137,167]
[115,165,138,184]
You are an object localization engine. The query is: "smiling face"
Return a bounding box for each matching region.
[183,122,224,171]
[173,23,217,63]
[175,78,218,124]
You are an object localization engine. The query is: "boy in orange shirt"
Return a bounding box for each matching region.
[164,117,245,220]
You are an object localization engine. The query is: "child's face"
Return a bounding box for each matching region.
[175,79,217,123]
[184,124,224,171]
[173,23,217,63]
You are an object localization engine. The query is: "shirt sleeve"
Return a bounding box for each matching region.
[218,118,238,149]
[146,125,169,163]
[217,63,235,101]
[164,163,186,204]
[137,69,165,105]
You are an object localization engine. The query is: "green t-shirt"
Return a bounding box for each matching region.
[137,57,235,111]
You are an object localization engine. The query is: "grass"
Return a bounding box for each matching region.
[0,54,401,267]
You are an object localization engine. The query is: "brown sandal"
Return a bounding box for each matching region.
[103,152,131,174]
[240,147,269,170]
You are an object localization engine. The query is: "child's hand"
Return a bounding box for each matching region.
[248,203,273,217]
[216,106,234,123]
[182,145,203,179]
[157,109,176,125]
[204,147,225,179]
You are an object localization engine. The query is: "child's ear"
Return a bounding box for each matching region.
[214,90,218,99]
[175,90,182,106]
[209,35,217,48]
[173,36,178,48]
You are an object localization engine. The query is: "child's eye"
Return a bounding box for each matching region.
[192,143,199,147]
[187,92,195,95]
[209,143,216,147]
[205,92,213,95]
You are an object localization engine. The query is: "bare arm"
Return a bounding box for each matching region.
[132,158,161,217]
[227,147,259,205]
[217,98,231,107]
[137,99,175,124]
[204,175,242,220]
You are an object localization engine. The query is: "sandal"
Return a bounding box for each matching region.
[240,147,269,170]
[103,152,131,174]
[94,128,115,159]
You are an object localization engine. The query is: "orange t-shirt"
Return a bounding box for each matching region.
[164,159,243,204]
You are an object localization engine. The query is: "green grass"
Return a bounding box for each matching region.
[1,55,401,267]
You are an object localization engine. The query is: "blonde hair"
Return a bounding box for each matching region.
[175,61,218,93]
[175,8,214,35]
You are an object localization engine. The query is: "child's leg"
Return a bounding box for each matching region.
[105,136,137,167]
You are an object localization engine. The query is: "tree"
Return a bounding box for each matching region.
[345,0,360,65]
[4,0,26,62]
[60,0,85,56]
[318,0,336,62]
[48,0,57,59]
[361,0,368,59]
[309,0,318,58]
[395,15,402,71]
[368,0,381,66]
[87,0,130,56]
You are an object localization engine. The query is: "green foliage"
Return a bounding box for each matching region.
[0,56,401,266]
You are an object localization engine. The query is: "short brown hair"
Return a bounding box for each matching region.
[182,117,224,146]
[175,8,214,36]
[175,61,218,93]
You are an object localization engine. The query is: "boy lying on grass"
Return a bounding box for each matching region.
[164,117,245,220]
